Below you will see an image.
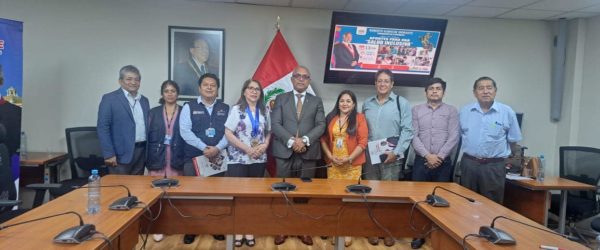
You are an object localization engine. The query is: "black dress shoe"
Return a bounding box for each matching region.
[213,234,225,241]
[411,238,425,249]
[183,234,196,244]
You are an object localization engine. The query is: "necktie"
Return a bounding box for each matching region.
[346,43,355,57]
[296,93,303,119]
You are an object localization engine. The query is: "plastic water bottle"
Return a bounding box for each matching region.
[19,131,27,158]
[537,155,545,182]
[87,169,101,214]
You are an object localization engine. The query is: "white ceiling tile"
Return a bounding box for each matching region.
[525,0,600,12]
[406,0,471,4]
[291,0,348,9]
[202,0,237,2]
[236,0,291,7]
[498,9,562,19]
[193,0,600,20]
[550,11,600,19]
[345,0,408,13]
[581,3,600,12]
[396,2,460,15]
[448,6,512,18]
[468,0,541,9]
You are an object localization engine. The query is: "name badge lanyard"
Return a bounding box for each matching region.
[163,105,177,145]
[128,98,138,112]
[205,103,216,138]
[336,116,347,149]
[164,105,177,130]
[245,106,260,138]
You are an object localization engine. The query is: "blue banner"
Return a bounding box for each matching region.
[0,18,23,202]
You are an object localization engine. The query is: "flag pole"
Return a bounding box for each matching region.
[276,16,280,31]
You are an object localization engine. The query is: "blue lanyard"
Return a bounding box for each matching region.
[245,106,260,138]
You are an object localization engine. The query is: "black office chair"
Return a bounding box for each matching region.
[398,146,411,181]
[591,217,600,243]
[448,137,462,183]
[42,127,107,199]
[549,146,600,242]
[0,124,28,224]
[0,124,56,223]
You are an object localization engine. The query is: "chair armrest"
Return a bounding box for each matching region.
[25,183,63,208]
[25,183,62,190]
[0,199,22,207]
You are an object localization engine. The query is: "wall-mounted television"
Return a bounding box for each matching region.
[324,12,448,87]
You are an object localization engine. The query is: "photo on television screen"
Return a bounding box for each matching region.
[324,12,447,87]
[330,25,441,75]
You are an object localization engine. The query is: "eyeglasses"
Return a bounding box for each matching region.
[292,74,311,80]
[246,87,261,92]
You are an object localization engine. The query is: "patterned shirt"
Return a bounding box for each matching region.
[224,105,271,164]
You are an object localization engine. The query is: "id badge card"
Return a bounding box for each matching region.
[206,127,216,138]
[163,135,172,145]
[335,137,344,149]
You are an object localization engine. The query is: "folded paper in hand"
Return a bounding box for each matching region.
[367,136,400,165]
[192,150,228,177]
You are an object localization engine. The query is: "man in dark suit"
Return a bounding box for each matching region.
[333,32,360,69]
[173,38,219,96]
[97,65,150,175]
[270,66,326,246]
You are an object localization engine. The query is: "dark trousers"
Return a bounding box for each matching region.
[183,160,226,177]
[411,156,453,182]
[460,155,506,204]
[109,145,145,175]
[275,154,316,178]
[227,163,266,177]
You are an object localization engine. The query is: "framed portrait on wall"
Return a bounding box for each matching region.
[168,26,225,100]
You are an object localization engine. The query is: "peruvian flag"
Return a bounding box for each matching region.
[252,30,315,176]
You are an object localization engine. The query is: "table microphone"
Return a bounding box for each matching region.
[479,215,577,245]
[346,175,372,194]
[151,171,179,188]
[73,184,138,210]
[426,186,475,207]
[0,211,96,244]
[271,163,332,191]
[345,166,387,194]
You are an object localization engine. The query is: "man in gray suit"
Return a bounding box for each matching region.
[270,66,326,246]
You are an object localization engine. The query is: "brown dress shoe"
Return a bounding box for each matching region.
[298,235,313,245]
[368,236,379,245]
[274,235,287,245]
[384,236,395,247]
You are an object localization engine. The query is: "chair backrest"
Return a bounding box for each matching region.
[449,137,463,182]
[559,146,600,203]
[65,127,106,179]
[398,145,411,180]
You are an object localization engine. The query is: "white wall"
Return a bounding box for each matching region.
[578,15,600,148]
[0,0,583,176]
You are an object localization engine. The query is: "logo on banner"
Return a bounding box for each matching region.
[0,39,4,55]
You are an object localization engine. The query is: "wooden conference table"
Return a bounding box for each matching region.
[0,175,587,250]
[19,152,68,184]
[504,176,596,234]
